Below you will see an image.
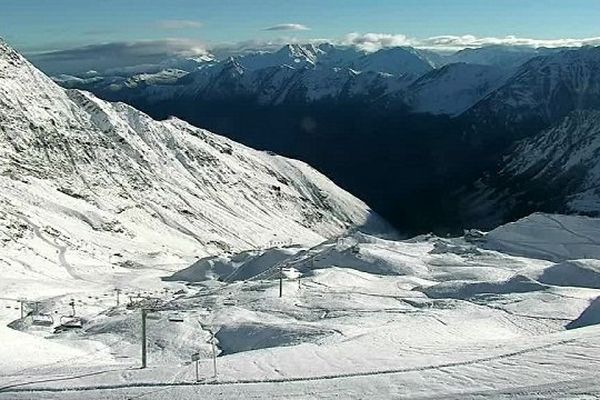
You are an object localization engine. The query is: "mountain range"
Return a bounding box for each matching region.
[39,41,600,233]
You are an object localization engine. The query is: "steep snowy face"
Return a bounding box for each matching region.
[402,63,509,116]
[463,47,600,124]
[351,47,434,77]
[237,44,323,71]
[502,110,600,214]
[0,39,385,275]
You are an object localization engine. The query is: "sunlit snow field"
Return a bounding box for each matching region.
[1,213,600,399]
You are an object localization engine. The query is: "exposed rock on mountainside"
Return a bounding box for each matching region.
[0,38,387,279]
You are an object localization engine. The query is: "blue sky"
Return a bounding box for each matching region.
[2,0,600,53]
[3,0,600,75]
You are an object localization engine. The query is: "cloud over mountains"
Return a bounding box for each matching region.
[27,38,209,75]
[23,32,600,76]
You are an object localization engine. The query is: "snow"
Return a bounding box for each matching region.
[526,259,600,289]
[502,110,600,214]
[484,212,600,261]
[2,39,600,399]
[2,214,600,398]
[405,63,509,115]
[464,47,600,122]
[567,296,600,329]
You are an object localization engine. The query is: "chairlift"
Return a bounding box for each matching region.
[168,313,184,323]
[282,267,301,280]
[223,298,236,306]
[147,312,161,320]
[58,315,83,329]
[54,315,83,333]
[32,313,54,327]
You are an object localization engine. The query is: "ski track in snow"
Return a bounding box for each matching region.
[3,40,600,400]
[17,213,86,282]
[0,336,579,393]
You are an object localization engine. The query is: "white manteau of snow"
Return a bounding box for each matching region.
[0,38,385,281]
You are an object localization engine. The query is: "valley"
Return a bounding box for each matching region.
[2,7,600,397]
[51,43,600,234]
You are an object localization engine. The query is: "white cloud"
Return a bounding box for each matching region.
[157,19,203,30]
[27,31,600,76]
[342,33,412,52]
[263,23,310,32]
[343,32,600,52]
[29,39,209,75]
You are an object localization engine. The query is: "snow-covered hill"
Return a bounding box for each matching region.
[0,38,387,293]
[501,110,600,214]
[402,63,509,116]
[457,111,600,230]
[462,47,600,125]
[3,213,600,399]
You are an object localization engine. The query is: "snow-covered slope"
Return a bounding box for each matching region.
[500,111,600,214]
[0,38,386,289]
[3,213,600,398]
[462,47,600,124]
[403,63,508,116]
[351,46,434,77]
[484,212,600,262]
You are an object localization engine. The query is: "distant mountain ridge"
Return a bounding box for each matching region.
[42,41,600,233]
[463,46,600,136]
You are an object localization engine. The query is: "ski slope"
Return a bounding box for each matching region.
[1,213,600,399]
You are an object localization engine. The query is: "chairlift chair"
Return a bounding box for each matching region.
[59,315,83,328]
[32,313,54,326]
[147,312,161,320]
[168,312,184,323]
